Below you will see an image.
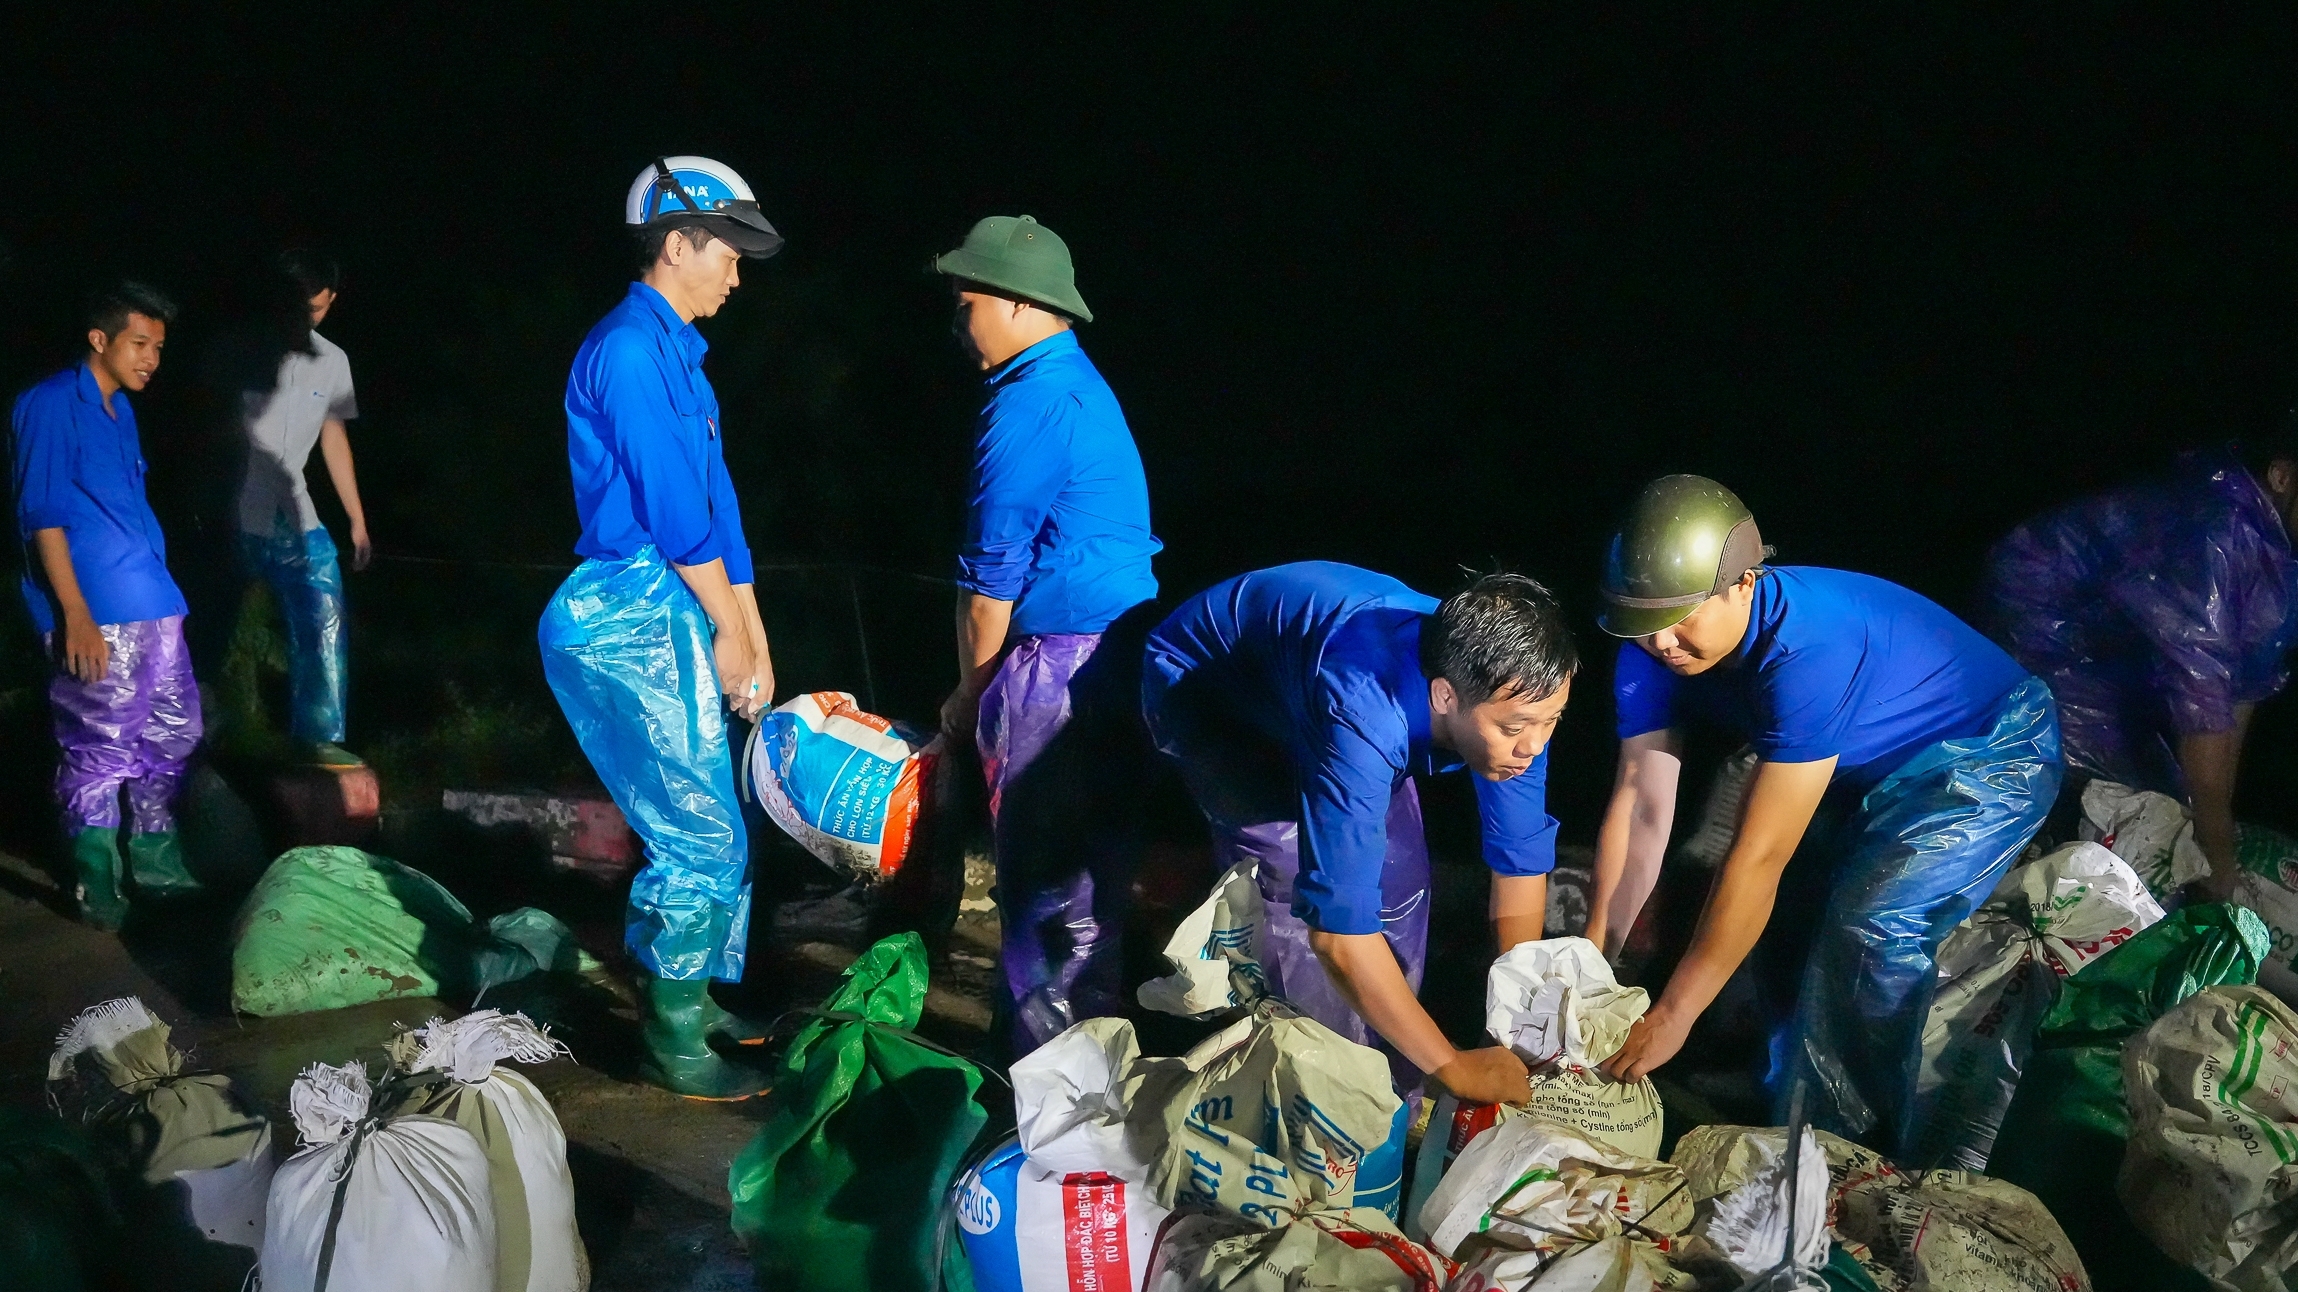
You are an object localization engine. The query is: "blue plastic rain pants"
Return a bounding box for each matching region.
[241,524,348,745]
[1762,675,2061,1154]
[539,545,750,981]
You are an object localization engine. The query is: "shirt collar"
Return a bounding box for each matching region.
[628,282,708,361]
[984,329,1080,389]
[1391,616,1464,775]
[74,362,121,419]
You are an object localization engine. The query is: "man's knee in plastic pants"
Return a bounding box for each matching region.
[539,549,750,982]
[1765,676,2061,1153]
[242,525,349,746]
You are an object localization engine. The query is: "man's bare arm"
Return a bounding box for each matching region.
[1310,929,1531,1106]
[1584,730,1684,958]
[731,582,774,719]
[940,592,1014,735]
[33,528,107,683]
[671,558,755,705]
[1491,872,1550,953]
[2181,703,2255,899]
[317,418,370,570]
[1605,755,1835,1081]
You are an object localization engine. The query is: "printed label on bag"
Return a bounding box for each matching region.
[1060,1173,1130,1291]
[959,1172,1001,1236]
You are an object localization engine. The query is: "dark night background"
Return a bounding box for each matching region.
[5,7,2298,841]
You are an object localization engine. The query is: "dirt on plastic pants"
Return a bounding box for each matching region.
[47,614,202,836]
[241,524,348,745]
[1759,675,2061,1154]
[539,547,749,982]
[975,603,1156,1059]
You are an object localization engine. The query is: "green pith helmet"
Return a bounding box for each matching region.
[930,214,1094,322]
[1597,474,1769,638]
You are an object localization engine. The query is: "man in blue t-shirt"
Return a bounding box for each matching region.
[1143,563,1575,1104]
[931,216,1164,1058]
[538,156,784,1099]
[1587,476,2060,1159]
[11,282,204,930]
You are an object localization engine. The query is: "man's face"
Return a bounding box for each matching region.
[308,288,338,326]
[1430,675,1571,781]
[1635,573,1756,676]
[88,313,166,393]
[951,282,1035,370]
[667,231,744,318]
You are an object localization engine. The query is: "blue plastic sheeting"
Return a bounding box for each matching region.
[539,545,750,981]
[241,524,348,745]
[1767,675,2061,1154]
[1983,449,2298,796]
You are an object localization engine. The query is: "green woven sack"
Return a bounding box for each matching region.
[1985,902,2270,1292]
[231,846,582,1016]
[729,932,986,1292]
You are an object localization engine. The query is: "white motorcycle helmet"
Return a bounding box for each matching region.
[625,156,783,257]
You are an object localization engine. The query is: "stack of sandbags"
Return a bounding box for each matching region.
[1912,842,2164,1169]
[2121,985,2298,1291]
[46,995,275,1279]
[261,1060,497,1292]
[383,1011,586,1292]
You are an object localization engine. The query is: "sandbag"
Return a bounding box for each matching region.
[729,932,985,1292]
[2081,779,2211,899]
[1672,1125,2088,1292]
[261,1061,497,1292]
[1416,1114,1694,1268]
[1482,938,1663,1160]
[1136,859,1271,1018]
[385,1011,585,1292]
[2120,985,2298,1291]
[47,996,273,1274]
[1144,1208,1454,1292]
[958,1138,1168,1292]
[1669,1125,1829,1283]
[0,1108,122,1292]
[1910,843,2163,1170]
[747,691,939,880]
[231,845,575,1016]
[2227,824,2298,1002]
[1986,902,2269,1292]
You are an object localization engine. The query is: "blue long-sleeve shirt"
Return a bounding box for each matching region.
[564,283,753,583]
[11,364,186,633]
[957,330,1159,636]
[1142,562,1561,935]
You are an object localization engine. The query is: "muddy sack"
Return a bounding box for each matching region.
[747,691,939,880]
[2120,985,2298,1291]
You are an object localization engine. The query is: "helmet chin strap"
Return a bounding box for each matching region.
[652,157,707,220]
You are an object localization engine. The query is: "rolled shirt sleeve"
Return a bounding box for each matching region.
[1476,747,1560,876]
[592,333,720,569]
[11,388,73,533]
[1613,642,1682,739]
[957,394,1069,600]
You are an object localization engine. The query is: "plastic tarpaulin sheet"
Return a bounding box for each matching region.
[1768,675,2061,1155]
[728,933,986,1292]
[538,547,749,981]
[976,619,1152,1059]
[1986,902,2270,1292]
[242,524,348,745]
[1982,449,2298,795]
[48,613,201,834]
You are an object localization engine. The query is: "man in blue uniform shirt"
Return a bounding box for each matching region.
[540,156,784,1098]
[1586,476,2060,1160]
[931,215,1164,1058]
[1142,562,1575,1104]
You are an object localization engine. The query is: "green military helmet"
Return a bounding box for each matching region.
[1597,474,1769,638]
[930,214,1094,322]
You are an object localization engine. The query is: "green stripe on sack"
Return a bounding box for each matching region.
[1477,1167,1560,1233]
[2218,1002,2298,1165]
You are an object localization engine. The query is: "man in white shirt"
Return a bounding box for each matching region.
[238,248,369,765]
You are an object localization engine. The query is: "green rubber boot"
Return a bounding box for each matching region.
[697,988,771,1046]
[126,831,202,897]
[638,975,769,1100]
[70,828,127,932]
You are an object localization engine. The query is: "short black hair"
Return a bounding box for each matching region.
[1421,571,1580,706]
[86,281,178,340]
[275,246,341,299]
[634,221,720,273]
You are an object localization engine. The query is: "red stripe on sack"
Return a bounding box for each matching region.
[1060,1173,1131,1292]
[878,750,930,878]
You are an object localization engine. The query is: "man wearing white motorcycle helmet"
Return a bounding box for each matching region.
[539,156,783,1098]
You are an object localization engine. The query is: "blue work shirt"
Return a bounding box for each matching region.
[564,283,752,583]
[1615,566,2031,786]
[11,364,186,634]
[958,330,1160,636]
[1143,562,1561,935]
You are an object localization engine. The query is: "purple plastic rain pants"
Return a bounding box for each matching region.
[976,615,1154,1058]
[47,614,202,836]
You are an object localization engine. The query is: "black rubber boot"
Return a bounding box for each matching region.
[127,830,202,897]
[638,975,769,1100]
[71,828,127,932]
